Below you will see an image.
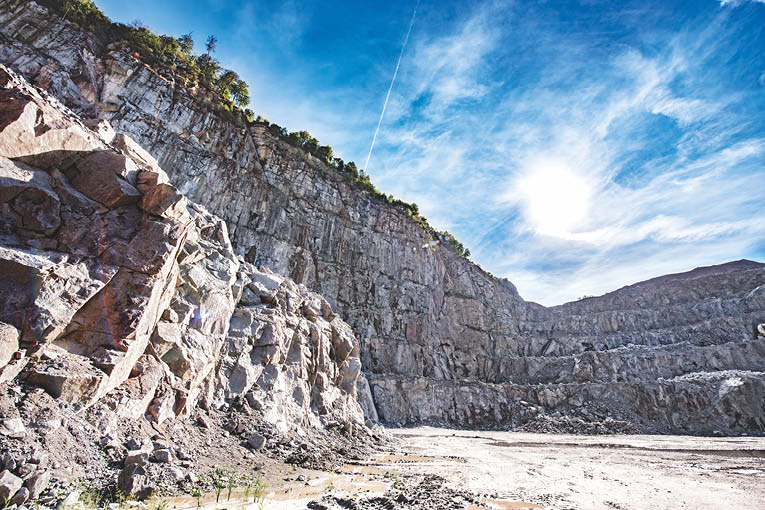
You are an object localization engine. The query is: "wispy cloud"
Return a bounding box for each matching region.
[231,0,308,49]
[362,1,765,305]
[719,0,765,6]
[408,10,498,112]
[363,0,421,172]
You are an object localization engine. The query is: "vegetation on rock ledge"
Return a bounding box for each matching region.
[41,0,250,111]
[40,0,477,263]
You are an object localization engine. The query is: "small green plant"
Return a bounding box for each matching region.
[226,476,235,501]
[113,488,136,509]
[213,469,224,503]
[248,477,267,510]
[214,480,224,503]
[208,467,237,504]
[76,479,104,509]
[191,486,203,510]
[242,476,254,502]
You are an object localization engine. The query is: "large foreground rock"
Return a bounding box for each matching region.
[0,62,371,446]
[0,469,22,505]
[0,66,193,404]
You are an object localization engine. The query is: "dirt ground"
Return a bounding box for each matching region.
[383,427,765,510]
[213,427,765,510]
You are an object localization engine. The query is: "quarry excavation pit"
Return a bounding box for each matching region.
[0,1,764,509]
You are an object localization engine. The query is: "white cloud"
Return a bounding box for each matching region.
[460,8,764,304]
[232,1,307,49]
[719,0,765,6]
[406,6,499,118]
[509,235,759,306]
[360,3,510,225]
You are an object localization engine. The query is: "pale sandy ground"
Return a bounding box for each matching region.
[391,427,765,510]
[167,427,765,510]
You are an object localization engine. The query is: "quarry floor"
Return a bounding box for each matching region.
[166,427,765,510]
[383,427,765,510]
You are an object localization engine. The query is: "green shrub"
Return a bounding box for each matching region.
[41,0,251,113]
[438,230,470,258]
[45,0,111,33]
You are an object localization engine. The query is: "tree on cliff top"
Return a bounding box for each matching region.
[217,70,251,108]
[178,33,194,54]
[206,35,218,54]
[231,79,250,108]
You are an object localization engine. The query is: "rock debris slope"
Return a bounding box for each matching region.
[0,0,764,436]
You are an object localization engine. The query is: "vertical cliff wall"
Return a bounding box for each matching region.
[1,0,764,434]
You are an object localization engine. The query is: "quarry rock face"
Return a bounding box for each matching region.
[0,63,367,445]
[0,0,764,437]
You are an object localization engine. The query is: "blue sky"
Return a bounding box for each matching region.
[96,0,765,305]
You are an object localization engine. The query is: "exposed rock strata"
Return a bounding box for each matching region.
[0,62,373,506]
[0,0,764,436]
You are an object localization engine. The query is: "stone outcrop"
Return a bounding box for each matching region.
[213,264,366,433]
[0,0,764,437]
[0,62,367,442]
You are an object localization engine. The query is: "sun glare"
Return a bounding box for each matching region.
[519,159,592,236]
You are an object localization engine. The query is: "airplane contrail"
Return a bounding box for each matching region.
[363,0,421,173]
